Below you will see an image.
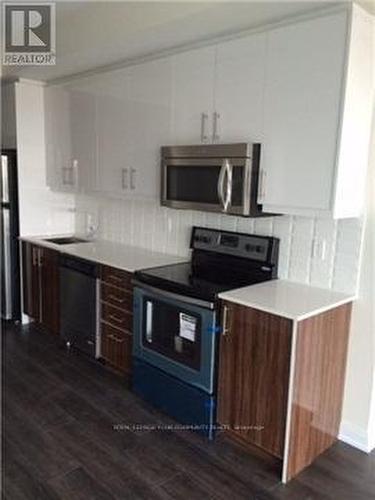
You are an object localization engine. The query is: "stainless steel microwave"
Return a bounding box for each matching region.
[161,143,264,217]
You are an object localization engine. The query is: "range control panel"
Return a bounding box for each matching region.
[191,226,279,264]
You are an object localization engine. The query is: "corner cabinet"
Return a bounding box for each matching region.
[259,6,373,218]
[217,300,352,482]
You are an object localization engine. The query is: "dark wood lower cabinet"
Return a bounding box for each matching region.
[217,300,353,483]
[217,302,292,459]
[21,242,39,319]
[99,265,133,375]
[39,247,60,335]
[21,241,60,335]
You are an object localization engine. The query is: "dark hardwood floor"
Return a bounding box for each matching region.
[2,321,375,500]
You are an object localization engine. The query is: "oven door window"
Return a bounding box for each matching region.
[142,297,201,371]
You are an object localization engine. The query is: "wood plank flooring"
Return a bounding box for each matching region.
[2,322,375,499]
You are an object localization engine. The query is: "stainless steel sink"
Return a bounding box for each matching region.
[44,236,89,245]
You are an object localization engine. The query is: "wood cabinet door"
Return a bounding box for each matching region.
[217,302,292,458]
[214,32,266,143]
[261,11,347,214]
[21,242,39,319]
[39,247,60,335]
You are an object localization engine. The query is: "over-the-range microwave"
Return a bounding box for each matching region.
[161,143,265,217]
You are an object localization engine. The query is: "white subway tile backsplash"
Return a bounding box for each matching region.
[75,195,363,295]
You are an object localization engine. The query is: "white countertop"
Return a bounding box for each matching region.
[20,235,188,273]
[219,279,355,321]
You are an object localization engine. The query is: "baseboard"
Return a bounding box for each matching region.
[339,420,374,453]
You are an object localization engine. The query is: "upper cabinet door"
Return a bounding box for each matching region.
[95,68,133,195]
[214,33,267,143]
[261,11,347,213]
[171,46,216,145]
[44,86,74,192]
[129,58,173,200]
[67,80,97,193]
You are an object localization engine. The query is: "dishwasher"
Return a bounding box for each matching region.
[60,255,98,357]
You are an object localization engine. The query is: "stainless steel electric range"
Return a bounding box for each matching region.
[132,226,279,438]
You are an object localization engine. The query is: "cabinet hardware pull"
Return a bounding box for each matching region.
[107,333,125,343]
[107,275,123,283]
[222,305,230,337]
[121,168,128,190]
[32,247,37,266]
[109,314,124,324]
[201,113,209,143]
[108,295,124,303]
[258,168,267,201]
[38,249,43,267]
[212,111,220,143]
[130,168,136,190]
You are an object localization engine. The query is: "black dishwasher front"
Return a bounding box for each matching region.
[60,255,97,357]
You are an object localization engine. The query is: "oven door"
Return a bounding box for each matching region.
[161,156,252,215]
[133,285,217,394]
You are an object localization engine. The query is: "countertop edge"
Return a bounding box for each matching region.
[218,292,356,322]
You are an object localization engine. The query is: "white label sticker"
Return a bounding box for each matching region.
[179,313,197,342]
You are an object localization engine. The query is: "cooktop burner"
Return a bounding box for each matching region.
[135,227,280,304]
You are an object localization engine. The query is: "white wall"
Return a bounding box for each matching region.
[1,83,17,149]
[340,109,375,453]
[15,80,75,236]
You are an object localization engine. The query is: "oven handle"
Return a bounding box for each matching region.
[133,280,215,310]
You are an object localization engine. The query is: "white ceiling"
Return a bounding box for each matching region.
[1,0,372,83]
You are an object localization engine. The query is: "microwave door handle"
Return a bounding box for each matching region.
[225,161,233,212]
[218,159,227,211]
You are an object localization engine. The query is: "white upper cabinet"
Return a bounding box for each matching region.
[260,6,373,218]
[67,80,97,193]
[171,47,216,145]
[129,58,173,199]
[214,33,267,143]
[44,85,74,192]
[95,68,133,196]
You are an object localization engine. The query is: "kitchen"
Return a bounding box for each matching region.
[1,1,374,498]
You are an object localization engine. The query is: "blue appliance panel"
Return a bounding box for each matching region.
[133,357,216,439]
[133,286,217,394]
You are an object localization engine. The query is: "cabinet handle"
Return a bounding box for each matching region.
[38,249,43,267]
[222,305,231,337]
[107,275,123,284]
[108,333,125,343]
[109,314,124,324]
[32,247,37,266]
[212,111,220,143]
[121,168,128,190]
[108,294,124,304]
[201,113,209,143]
[130,168,136,190]
[258,168,267,201]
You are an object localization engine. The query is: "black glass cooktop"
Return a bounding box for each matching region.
[135,260,271,304]
[135,227,279,304]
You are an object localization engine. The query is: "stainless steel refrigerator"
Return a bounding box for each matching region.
[1,149,20,321]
